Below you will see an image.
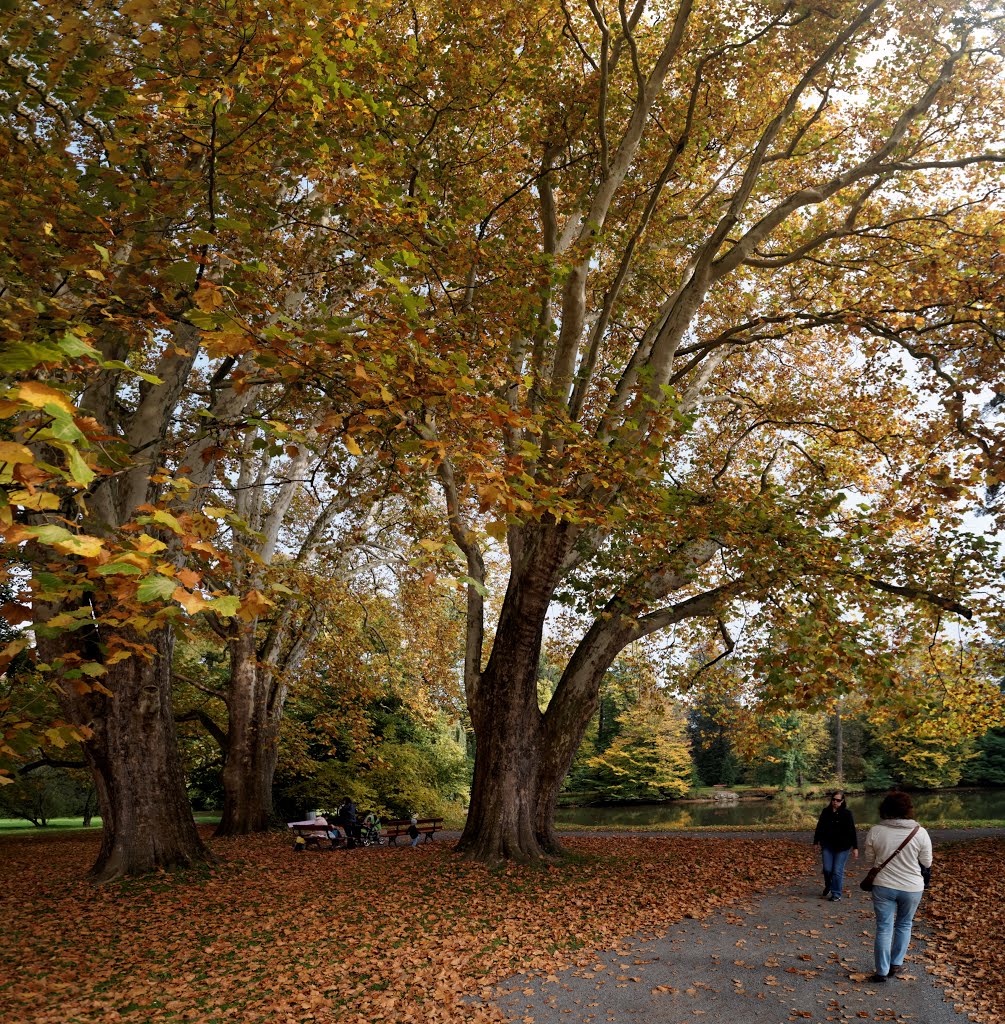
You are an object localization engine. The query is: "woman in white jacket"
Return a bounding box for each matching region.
[862,790,933,983]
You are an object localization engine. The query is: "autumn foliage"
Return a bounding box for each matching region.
[4,0,1005,878]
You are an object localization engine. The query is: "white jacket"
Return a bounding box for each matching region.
[863,818,933,893]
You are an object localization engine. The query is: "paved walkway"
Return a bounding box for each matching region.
[489,830,998,1024]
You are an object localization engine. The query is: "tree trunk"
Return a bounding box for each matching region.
[460,632,607,860]
[457,532,563,861]
[458,525,605,861]
[215,631,285,835]
[834,706,844,783]
[81,786,95,827]
[532,756,574,855]
[458,628,549,860]
[57,625,210,881]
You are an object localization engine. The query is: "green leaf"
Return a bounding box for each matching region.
[207,595,241,617]
[458,575,488,597]
[0,342,64,370]
[40,408,85,445]
[215,217,251,234]
[58,332,102,359]
[136,574,179,602]
[26,524,75,545]
[50,440,96,486]
[100,360,164,385]
[94,561,144,576]
[165,260,198,285]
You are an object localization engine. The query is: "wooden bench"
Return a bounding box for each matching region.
[383,817,444,845]
[287,818,345,850]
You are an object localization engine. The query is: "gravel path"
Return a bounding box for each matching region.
[488,828,1004,1024]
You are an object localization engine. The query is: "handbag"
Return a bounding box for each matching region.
[860,826,920,891]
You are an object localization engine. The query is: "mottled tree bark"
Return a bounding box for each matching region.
[55,625,210,881]
[215,632,285,835]
[458,526,601,861]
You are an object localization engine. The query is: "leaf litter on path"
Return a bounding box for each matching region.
[0,830,1001,1024]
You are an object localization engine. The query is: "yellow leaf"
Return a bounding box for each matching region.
[150,508,183,534]
[45,728,68,749]
[193,282,225,311]
[345,436,362,457]
[53,534,105,558]
[12,382,75,413]
[238,588,275,622]
[203,329,252,357]
[485,520,508,541]
[8,489,60,511]
[0,442,34,465]
[134,533,168,554]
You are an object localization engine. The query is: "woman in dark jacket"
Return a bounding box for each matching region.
[812,790,859,901]
[336,797,359,848]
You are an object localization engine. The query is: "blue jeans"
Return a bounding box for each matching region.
[872,885,924,975]
[821,847,851,897]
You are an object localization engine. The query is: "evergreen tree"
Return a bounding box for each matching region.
[961,729,1005,787]
[688,694,742,788]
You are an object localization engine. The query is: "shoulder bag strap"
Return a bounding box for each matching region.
[873,825,920,878]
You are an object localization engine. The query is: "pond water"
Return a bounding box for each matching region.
[554,788,1005,829]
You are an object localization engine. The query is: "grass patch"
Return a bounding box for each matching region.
[0,812,221,835]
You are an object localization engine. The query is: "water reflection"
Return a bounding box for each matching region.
[555,788,1005,829]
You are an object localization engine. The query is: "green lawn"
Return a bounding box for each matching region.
[0,812,221,835]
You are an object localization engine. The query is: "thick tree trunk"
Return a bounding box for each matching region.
[457,533,558,860]
[532,758,572,855]
[215,633,283,835]
[56,625,210,881]
[459,525,600,861]
[458,651,548,861]
[460,637,605,860]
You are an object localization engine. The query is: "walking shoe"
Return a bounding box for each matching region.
[819,888,831,898]
[828,893,841,901]
[868,974,887,983]
[888,965,904,975]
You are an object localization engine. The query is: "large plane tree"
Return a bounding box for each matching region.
[373,0,1005,860]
